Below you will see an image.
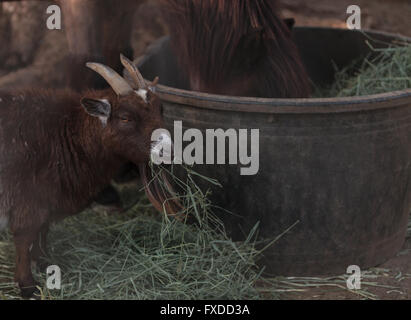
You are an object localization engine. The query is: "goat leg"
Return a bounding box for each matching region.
[13,229,40,298]
[31,224,49,272]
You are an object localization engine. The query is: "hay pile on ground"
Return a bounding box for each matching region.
[0,165,273,300]
[317,40,411,97]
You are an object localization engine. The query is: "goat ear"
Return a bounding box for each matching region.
[284,18,295,30]
[81,98,111,124]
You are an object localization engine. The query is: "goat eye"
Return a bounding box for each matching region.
[120,117,131,123]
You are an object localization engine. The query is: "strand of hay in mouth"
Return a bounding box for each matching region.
[316,40,411,97]
[0,164,270,300]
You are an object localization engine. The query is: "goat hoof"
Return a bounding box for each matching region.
[20,283,40,299]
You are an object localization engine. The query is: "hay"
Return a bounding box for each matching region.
[0,165,274,300]
[316,40,411,97]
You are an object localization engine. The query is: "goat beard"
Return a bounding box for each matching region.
[138,163,184,218]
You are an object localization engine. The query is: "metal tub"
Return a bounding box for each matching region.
[138,27,411,275]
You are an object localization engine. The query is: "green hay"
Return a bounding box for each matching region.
[316,40,411,98]
[0,165,274,300]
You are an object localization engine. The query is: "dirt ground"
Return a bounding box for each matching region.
[0,0,410,300]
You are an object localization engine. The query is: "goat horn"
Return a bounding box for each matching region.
[86,62,133,96]
[150,76,160,87]
[120,54,147,89]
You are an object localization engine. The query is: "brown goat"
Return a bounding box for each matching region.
[0,55,176,297]
[161,0,311,98]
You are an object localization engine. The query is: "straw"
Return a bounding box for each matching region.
[0,164,273,300]
[315,40,411,97]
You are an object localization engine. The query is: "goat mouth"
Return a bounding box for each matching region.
[138,162,183,218]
